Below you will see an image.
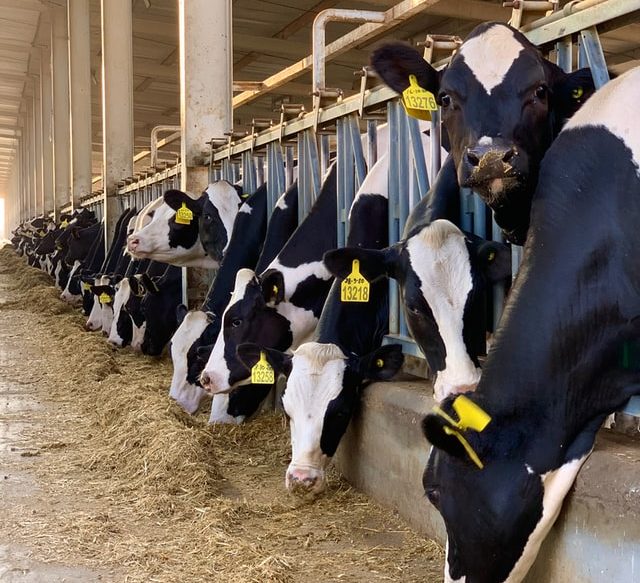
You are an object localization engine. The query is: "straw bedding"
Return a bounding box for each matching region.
[0,245,443,582]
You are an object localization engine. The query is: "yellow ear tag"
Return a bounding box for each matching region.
[38,230,45,236]
[487,251,496,262]
[81,282,91,292]
[375,358,384,368]
[175,202,193,225]
[402,74,438,121]
[341,259,370,303]
[251,351,275,385]
[99,292,112,305]
[572,86,584,100]
[61,220,69,228]
[432,395,491,469]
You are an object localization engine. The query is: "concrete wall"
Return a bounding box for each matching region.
[335,380,640,583]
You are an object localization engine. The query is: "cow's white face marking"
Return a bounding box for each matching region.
[503,453,589,583]
[201,269,256,394]
[458,25,524,95]
[86,276,108,331]
[108,279,131,346]
[205,182,242,255]
[208,393,244,425]
[169,310,210,413]
[100,301,114,335]
[131,321,146,352]
[275,191,289,210]
[60,260,82,304]
[406,220,479,401]
[282,342,346,492]
[478,136,493,146]
[564,67,640,175]
[238,202,252,215]
[444,539,466,583]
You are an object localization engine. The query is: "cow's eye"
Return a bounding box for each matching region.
[535,85,547,100]
[440,93,452,108]
[231,318,242,327]
[426,487,441,508]
[204,214,211,221]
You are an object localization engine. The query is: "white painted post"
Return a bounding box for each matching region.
[179,0,233,193]
[101,0,134,248]
[40,45,55,218]
[178,0,233,305]
[68,0,93,210]
[51,4,72,214]
[32,83,44,216]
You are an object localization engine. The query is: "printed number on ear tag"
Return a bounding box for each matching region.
[251,352,275,385]
[402,74,438,121]
[99,292,112,305]
[341,259,370,303]
[175,202,193,225]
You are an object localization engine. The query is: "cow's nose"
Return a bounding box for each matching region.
[286,469,319,491]
[200,371,212,391]
[128,237,140,251]
[465,144,516,168]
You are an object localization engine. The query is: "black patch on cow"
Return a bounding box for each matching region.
[288,274,333,319]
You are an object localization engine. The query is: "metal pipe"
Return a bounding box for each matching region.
[150,125,181,168]
[520,0,608,32]
[312,9,386,95]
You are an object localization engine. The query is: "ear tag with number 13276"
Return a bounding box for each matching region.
[251,352,275,384]
[402,74,438,121]
[341,259,370,303]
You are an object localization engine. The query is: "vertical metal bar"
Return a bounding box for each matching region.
[556,35,573,73]
[460,188,473,232]
[471,193,486,239]
[387,102,400,337]
[336,117,347,247]
[348,114,367,190]
[407,116,429,200]
[491,213,505,329]
[297,133,306,223]
[255,156,264,186]
[366,119,377,168]
[579,27,610,88]
[430,108,442,181]
[320,134,330,177]
[397,107,410,338]
[285,146,294,188]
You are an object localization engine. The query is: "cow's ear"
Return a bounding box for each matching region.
[323,246,398,282]
[163,189,205,216]
[260,270,285,304]
[140,273,160,294]
[91,285,109,296]
[468,240,512,283]
[236,343,293,377]
[422,394,492,469]
[231,183,244,200]
[371,42,440,95]
[176,304,189,326]
[551,67,597,120]
[356,344,404,381]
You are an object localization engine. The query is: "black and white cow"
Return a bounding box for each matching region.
[372,21,596,244]
[325,220,511,401]
[126,181,243,268]
[168,183,271,414]
[199,165,338,395]
[237,158,406,494]
[421,67,640,583]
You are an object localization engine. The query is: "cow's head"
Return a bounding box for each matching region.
[421,392,591,583]
[169,307,213,413]
[238,341,403,495]
[108,277,135,347]
[125,275,148,351]
[199,268,293,394]
[325,219,511,401]
[372,22,595,244]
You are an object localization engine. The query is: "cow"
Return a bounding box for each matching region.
[168,183,272,414]
[199,164,338,395]
[126,181,244,268]
[236,155,407,494]
[325,220,511,401]
[371,21,596,244]
[420,67,640,583]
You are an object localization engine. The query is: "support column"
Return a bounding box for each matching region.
[40,45,55,217]
[51,5,71,213]
[179,0,233,306]
[32,83,44,216]
[101,0,133,248]
[68,0,93,209]
[178,0,232,194]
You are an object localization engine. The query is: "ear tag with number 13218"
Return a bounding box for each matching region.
[341,259,370,303]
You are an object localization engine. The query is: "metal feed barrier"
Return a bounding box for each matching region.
[76,0,640,420]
